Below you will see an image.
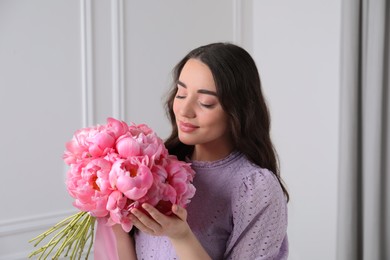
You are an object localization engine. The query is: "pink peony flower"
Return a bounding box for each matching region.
[63,125,116,164]
[106,190,135,232]
[137,132,168,163]
[128,123,153,136]
[63,118,196,233]
[63,127,94,165]
[109,157,154,201]
[115,133,142,158]
[66,158,113,217]
[115,125,168,165]
[30,118,197,259]
[164,156,196,206]
[106,117,129,139]
[137,164,177,207]
[86,131,116,158]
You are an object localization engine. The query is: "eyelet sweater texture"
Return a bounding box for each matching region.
[134,151,288,260]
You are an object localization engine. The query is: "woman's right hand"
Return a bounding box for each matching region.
[130,204,212,260]
[129,203,191,239]
[112,224,137,260]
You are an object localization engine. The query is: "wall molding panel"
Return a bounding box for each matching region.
[111,0,126,121]
[232,0,254,52]
[0,250,93,260]
[0,210,76,237]
[80,0,95,126]
[235,0,253,52]
[233,0,242,45]
[0,210,78,259]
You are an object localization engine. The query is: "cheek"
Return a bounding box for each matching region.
[207,112,229,132]
[218,112,230,131]
[172,100,179,117]
[216,118,229,134]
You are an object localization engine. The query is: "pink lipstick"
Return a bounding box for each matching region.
[178,121,199,133]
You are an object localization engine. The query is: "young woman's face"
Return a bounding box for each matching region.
[173,58,231,150]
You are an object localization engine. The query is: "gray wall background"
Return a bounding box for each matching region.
[0,1,340,259]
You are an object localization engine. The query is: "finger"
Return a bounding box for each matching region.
[172,204,187,221]
[130,208,162,235]
[130,217,151,234]
[141,203,168,225]
[129,210,152,232]
[132,221,155,236]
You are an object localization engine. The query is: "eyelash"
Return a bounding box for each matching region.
[175,95,214,109]
[200,103,214,108]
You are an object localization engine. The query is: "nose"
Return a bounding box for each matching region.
[178,98,196,118]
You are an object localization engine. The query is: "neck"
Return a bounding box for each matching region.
[191,143,234,162]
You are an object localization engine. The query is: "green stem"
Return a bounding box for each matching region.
[41,212,87,258]
[29,212,81,245]
[28,211,96,260]
[84,219,95,259]
[70,215,91,259]
[60,213,91,259]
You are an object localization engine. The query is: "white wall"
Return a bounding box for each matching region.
[122,1,235,138]
[0,1,82,258]
[0,1,341,259]
[252,1,341,259]
[0,0,238,259]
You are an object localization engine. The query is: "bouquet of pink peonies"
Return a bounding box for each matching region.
[29,118,196,259]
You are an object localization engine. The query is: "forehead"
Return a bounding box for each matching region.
[179,59,216,91]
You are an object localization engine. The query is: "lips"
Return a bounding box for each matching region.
[178,121,199,133]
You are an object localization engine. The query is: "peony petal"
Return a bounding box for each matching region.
[116,135,141,158]
[121,220,133,233]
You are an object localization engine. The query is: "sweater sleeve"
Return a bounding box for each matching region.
[224,168,288,260]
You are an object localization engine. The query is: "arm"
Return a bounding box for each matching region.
[166,205,212,260]
[225,170,288,259]
[130,204,211,260]
[112,224,137,260]
[169,230,211,260]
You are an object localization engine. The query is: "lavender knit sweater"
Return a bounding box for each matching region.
[134,151,288,260]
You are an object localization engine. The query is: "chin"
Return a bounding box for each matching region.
[178,135,197,146]
[179,139,196,146]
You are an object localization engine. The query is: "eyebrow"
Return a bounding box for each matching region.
[177,80,218,96]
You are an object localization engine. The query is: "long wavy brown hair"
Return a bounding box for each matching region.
[164,42,289,201]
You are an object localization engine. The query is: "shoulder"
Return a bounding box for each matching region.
[234,156,281,191]
[232,156,285,205]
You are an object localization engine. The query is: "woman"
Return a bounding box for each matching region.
[99,42,289,260]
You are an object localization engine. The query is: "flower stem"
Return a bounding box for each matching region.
[28,211,96,260]
[29,212,81,246]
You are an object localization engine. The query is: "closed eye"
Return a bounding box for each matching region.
[200,103,215,108]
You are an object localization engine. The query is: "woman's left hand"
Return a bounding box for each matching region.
[130,203,191,240]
